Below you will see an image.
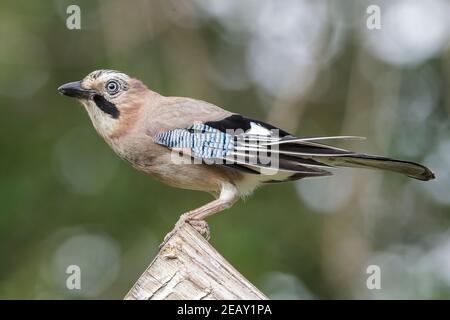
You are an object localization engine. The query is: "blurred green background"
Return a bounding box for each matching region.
[1,0,450,299]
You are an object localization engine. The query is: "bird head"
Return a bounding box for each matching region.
[58,69,148,138]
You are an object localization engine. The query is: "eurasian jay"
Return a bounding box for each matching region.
[58,70,435,242]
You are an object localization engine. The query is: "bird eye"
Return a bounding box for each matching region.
[105,80,120,95]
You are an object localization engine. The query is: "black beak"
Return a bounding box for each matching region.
[58,81,95,99]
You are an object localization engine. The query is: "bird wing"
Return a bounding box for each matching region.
[153,112,434,181]
[153,113,365,180]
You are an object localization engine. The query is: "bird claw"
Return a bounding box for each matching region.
[188,219,211,241]
[158,214,211,251]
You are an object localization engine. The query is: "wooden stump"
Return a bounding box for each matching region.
[125,223,267,300]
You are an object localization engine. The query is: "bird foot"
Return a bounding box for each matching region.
[189,219,211,241]
[159,213,211,251]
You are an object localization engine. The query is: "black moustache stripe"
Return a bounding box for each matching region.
[93,95,120,119]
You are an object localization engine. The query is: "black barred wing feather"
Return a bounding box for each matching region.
[154,124,233,159]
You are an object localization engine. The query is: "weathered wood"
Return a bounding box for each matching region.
[124,223,267,300]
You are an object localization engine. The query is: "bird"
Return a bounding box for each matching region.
[58,69,435,244]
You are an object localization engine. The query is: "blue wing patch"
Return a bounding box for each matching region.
[154,124,233,159]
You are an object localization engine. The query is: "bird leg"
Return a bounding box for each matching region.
[159,184,238,250]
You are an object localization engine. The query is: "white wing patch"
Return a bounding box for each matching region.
[247,122,272,136]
